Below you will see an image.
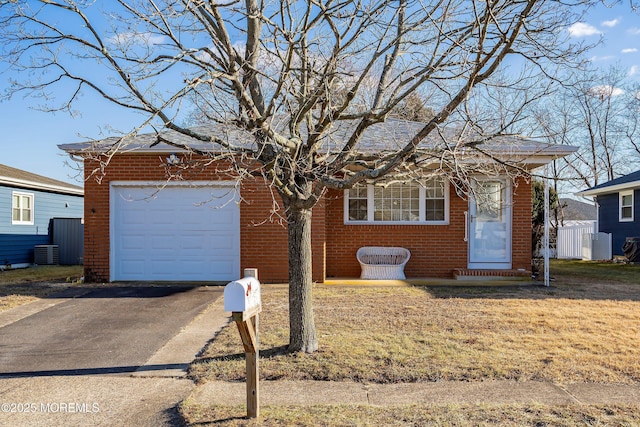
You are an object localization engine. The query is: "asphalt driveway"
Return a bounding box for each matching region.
[0,285,223,377]
[0,284,227,426]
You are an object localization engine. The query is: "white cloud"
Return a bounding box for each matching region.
[627,28,640,35]
[568,22,601,37]
[588,85,625,98]
[622,48,638,54]
[108,32,166,47]
[589,55,616,62]
[601,18,620,28]
[629,65,639,76]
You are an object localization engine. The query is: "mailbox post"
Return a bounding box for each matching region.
[223,272,262,418]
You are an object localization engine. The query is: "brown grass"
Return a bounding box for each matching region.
[189,278,640,385]
[0,265,84,311]
[180,402,640,426]
[185,264,640,425]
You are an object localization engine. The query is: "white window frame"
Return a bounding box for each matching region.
[12,191,35,225]
[619,190,634,222]
[344,179,449,225]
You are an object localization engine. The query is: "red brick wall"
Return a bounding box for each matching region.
[239,178,326,283]
[82,153,531,283]
[512,177,533,271]
[325,176,533,278]
[82,154,325,283]
[325,187,468,278]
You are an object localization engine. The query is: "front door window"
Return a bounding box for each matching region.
[468,179,512,269]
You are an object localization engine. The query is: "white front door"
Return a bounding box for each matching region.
[468,178,512,269]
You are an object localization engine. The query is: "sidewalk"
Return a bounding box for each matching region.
[189,379,640,407]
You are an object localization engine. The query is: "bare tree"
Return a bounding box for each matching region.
[538,66,640,196]
[1,0,591,353]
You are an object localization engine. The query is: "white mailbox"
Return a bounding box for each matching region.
[224,276,262,315]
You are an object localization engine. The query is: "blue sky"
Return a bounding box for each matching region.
[1,2,640,186]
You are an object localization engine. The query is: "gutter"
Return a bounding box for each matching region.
[0,176,84,196]
[576,180,640,197]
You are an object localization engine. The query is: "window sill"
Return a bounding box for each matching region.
[345,220,449,226]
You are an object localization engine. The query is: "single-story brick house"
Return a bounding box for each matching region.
[59,120,576,283]
[577,170,640,258]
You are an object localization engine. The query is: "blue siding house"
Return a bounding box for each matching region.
[0,164,83,268]
[578,170,640,257]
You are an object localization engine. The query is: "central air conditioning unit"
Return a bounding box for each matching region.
[34,245,59,265]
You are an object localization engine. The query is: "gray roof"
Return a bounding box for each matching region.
[558,198,597,221]
[0,164,83,196]
[58,118,577,166]
[577,170,640,197]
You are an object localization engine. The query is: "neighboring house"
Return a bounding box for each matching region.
[577,170,640,257]
[0,164,84,268]
[59,121,576,283]
[556,198,597,225]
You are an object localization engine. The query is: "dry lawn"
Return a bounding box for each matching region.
[0,265,84,311]
[180,402,640,427]
[189,279,640,385]
[185,263,640,425]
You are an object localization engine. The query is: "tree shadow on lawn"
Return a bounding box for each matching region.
[197,345,290,363]
[419,277,640,302]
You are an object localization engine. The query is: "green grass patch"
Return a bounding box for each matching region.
[550,259,640,285]
[0,265,83,285]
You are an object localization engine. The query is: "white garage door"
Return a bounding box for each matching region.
[111,184,240,281]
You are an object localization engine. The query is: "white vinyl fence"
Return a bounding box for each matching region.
[556,221,596,259]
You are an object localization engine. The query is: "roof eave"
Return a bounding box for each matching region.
[576,180,640,197]
[0,176,84,196]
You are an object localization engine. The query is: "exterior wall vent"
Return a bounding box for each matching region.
[34,245,59,265]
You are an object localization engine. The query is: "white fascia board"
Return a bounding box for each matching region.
[576,180,640,197]
[0,176,84,196]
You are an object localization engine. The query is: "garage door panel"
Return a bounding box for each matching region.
[207,259,238,275]
[205,209,237,225]
[120,259,147,278]
[150,204,181,220]
[150,234,179,251]
[117,207,146,225]
[210,234,237,250]
[112,185,240,281]
[121,235,146,250]
[181,209,211,225]
[148,260,176,275]
[178,236,208,251]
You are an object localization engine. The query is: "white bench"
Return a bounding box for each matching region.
[356,247,411,280]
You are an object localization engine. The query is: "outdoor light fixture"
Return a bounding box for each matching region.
[167,153,181,165]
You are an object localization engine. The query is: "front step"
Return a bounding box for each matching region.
[453,268,532,281]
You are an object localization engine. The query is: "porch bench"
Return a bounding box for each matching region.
[356,246,411,280]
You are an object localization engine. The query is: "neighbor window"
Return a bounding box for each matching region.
[12,192,34,225]
[345,178,448,224]
[620,190,634,222]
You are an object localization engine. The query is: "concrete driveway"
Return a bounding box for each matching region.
[0,284,228,427]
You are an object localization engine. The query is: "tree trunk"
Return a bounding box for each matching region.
[286,205,318,353]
